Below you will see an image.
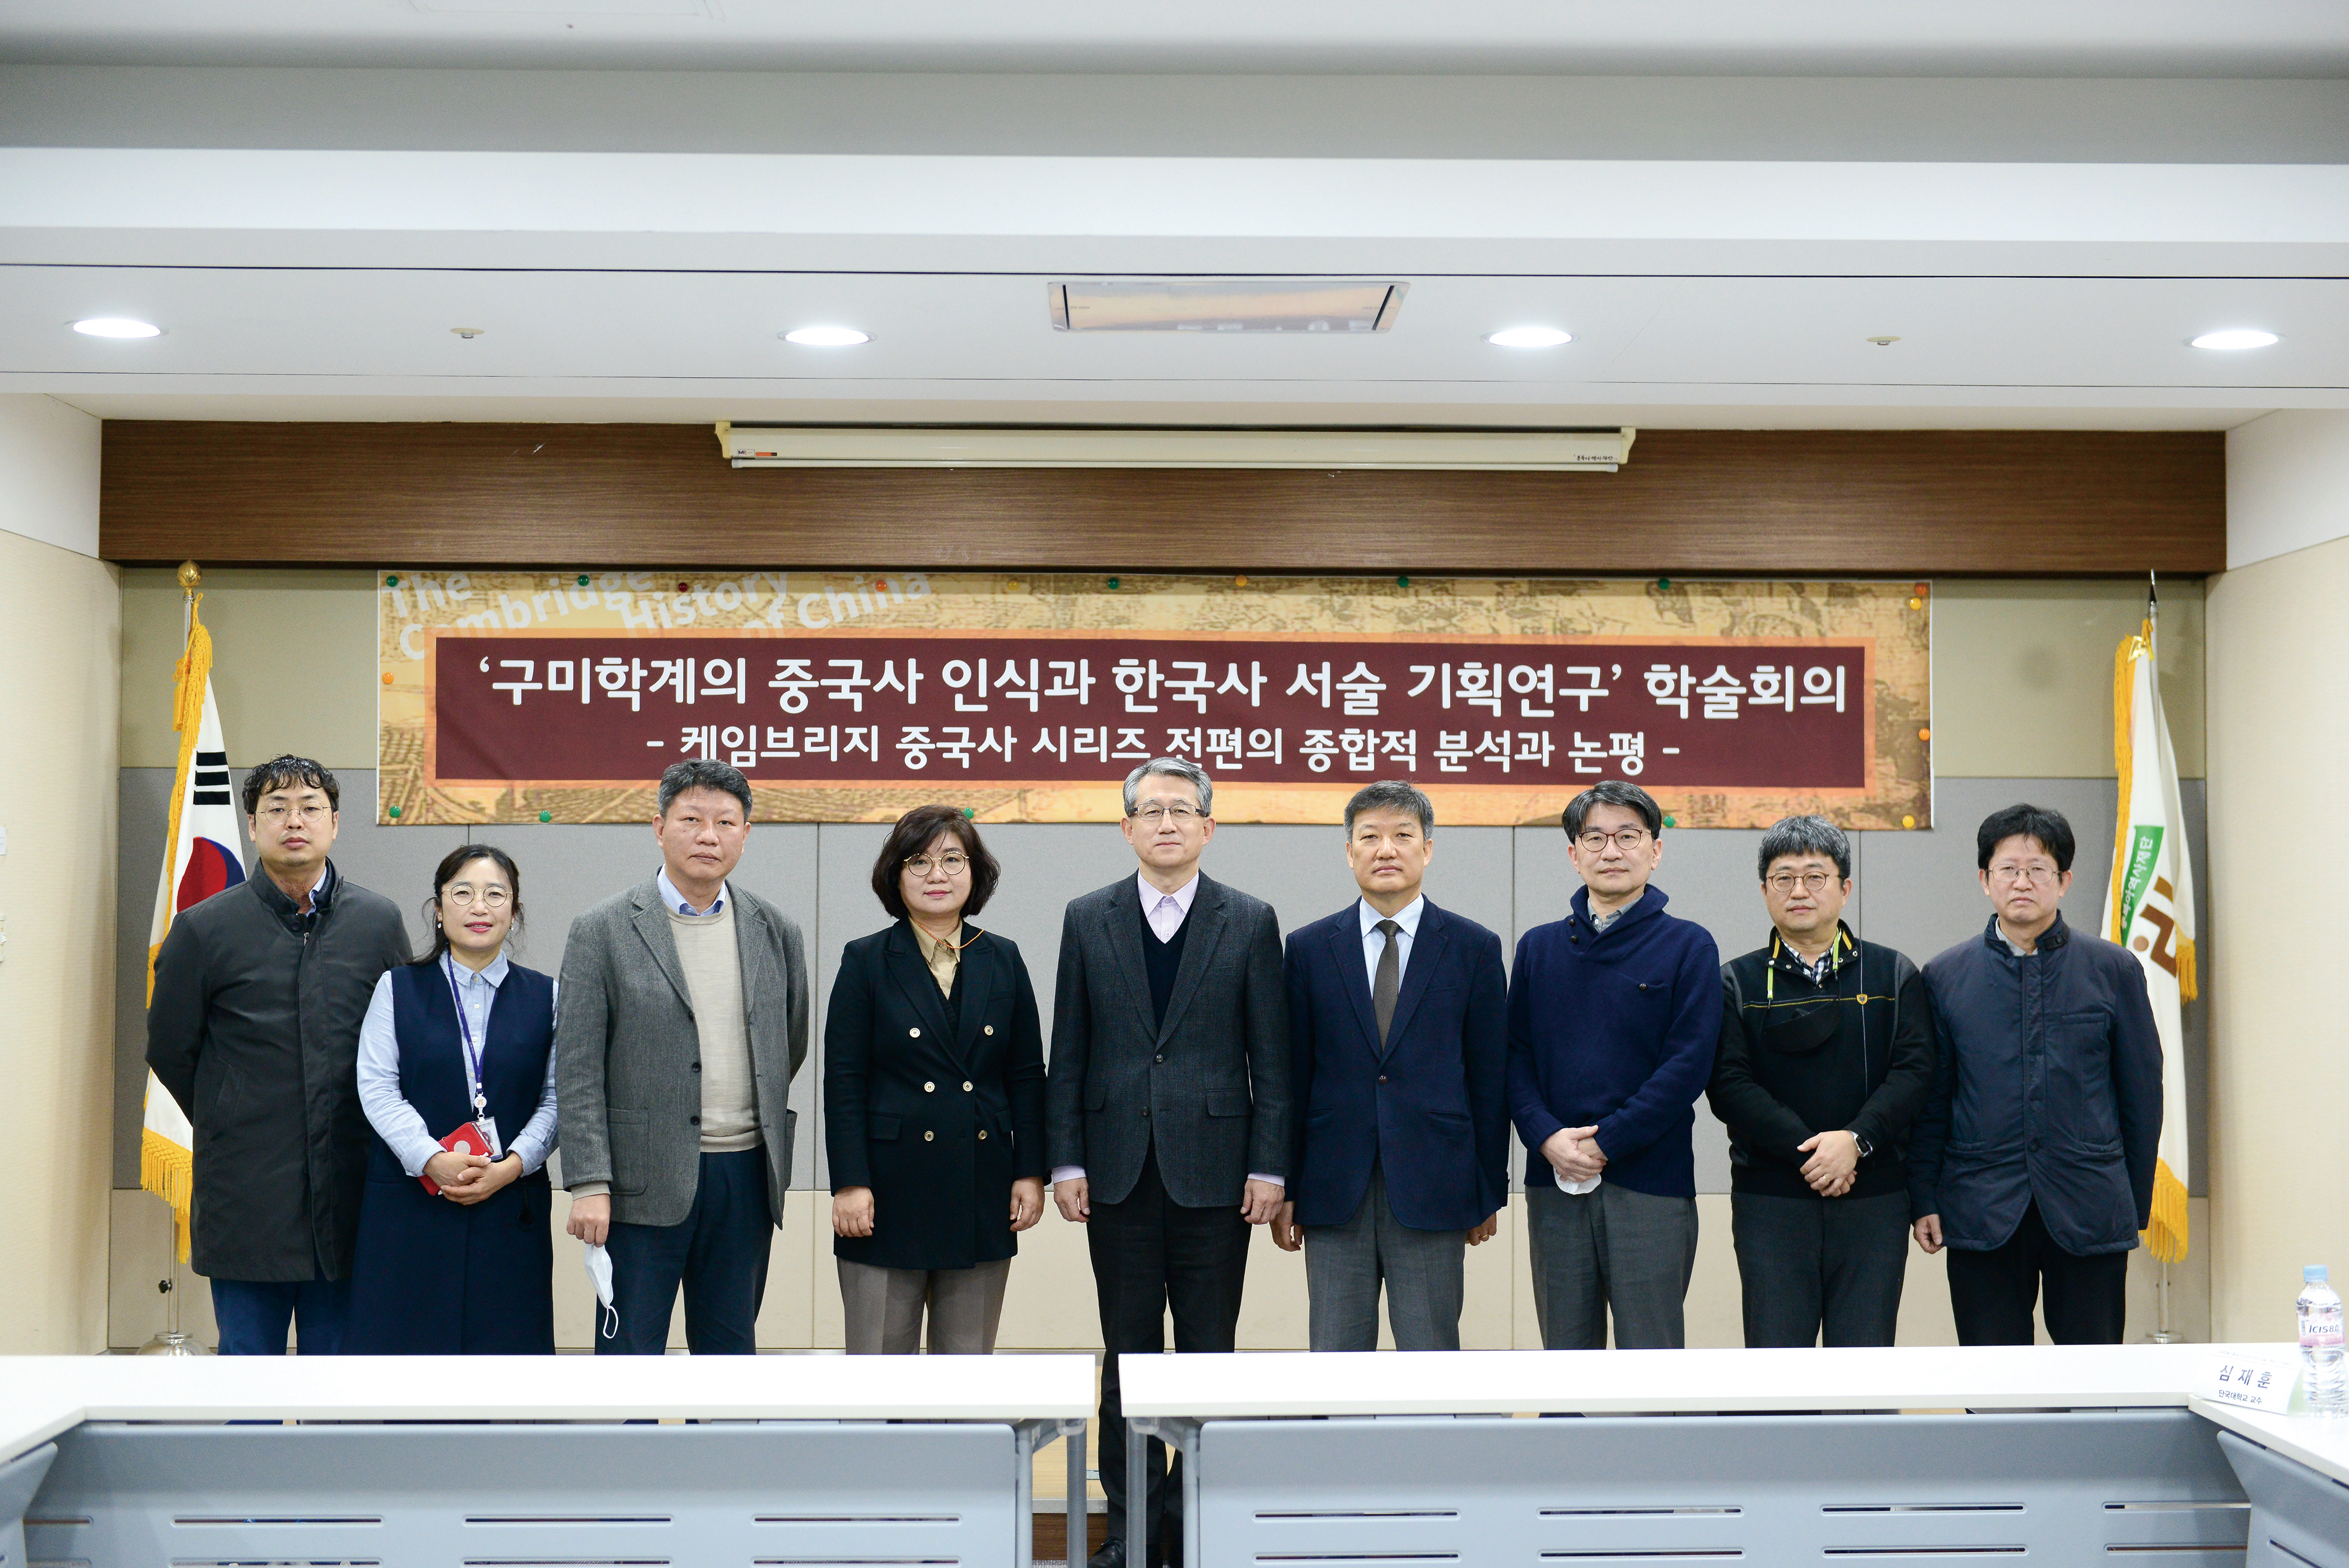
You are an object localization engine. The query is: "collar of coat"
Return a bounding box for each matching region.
[1981,909,2070,955]
[251,857,336,919]
[1567,881,1665,938]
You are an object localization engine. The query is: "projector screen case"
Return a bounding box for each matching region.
[714,423,1635,471]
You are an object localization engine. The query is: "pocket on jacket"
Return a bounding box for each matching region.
[868,1114,902,1141]
[606,1108,649,1196]
[1085,1085,1108,1112]
[1207,1091,1251,1118]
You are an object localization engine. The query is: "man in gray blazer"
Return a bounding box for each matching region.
[1049,757,1290,1568]
[559,759,810,1354]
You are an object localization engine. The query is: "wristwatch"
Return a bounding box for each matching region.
[1850,1131,1875,1159]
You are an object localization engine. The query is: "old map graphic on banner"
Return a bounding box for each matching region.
[376,572,1931,828]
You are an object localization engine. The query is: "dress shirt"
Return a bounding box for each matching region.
[1785,942,1836,984]
[357,951,561,1178]
[1050,869,1279,1193]
[657,865,728,918]
[1358,894,1425,992]
[913,921,963,996]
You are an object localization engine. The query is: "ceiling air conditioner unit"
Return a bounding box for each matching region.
[714,425,1636,472]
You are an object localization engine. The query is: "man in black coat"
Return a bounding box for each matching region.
[146,757,410,1354]
[1048,757,1290,1568]
[1909,804,2163,1345]
[1708,816,1935,1348]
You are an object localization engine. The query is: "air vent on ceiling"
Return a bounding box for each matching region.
[1049,279,1406,334]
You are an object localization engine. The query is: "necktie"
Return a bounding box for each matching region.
[1373,918,1401,1048]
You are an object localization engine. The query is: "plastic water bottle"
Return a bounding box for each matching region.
[2298,1265,2345,1416]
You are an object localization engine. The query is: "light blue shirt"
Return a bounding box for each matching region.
[356,952,561,1179]
[1358,894,1426,993]
[657,866,728,917]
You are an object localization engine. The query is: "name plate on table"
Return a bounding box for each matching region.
[2201,1351,2302,1413]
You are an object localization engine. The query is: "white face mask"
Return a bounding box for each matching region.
[583,1243,619,1340]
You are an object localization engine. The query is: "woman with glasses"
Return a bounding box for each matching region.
[346,845,559,1353]
[825,804,1047,1352]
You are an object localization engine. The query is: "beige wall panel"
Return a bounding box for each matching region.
[120,566,379,769]
[1931,578,2204,780]
[2208,536,2349,1341]
[1,525,118,1354]
[1459,1205,1516,1350]
[108,1187,219,1350]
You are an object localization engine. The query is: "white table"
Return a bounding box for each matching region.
[3,1354,1096,1568]
[2194,1396,2349,1565]
[1116,1346,2288,1568]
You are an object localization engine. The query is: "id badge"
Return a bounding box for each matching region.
[475,1116,504,1160]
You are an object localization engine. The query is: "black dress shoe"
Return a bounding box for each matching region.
[1086,1538,1126,1568]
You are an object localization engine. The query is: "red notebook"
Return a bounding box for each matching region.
[419,1121,492,1197]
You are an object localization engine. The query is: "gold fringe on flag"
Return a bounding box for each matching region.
[2141,1158,2190,1263]
[141,1125,195,1263]
[146,593,212,1005]
[2107,621,2146,942]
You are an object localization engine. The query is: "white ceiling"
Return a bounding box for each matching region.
[4,1,2347,76]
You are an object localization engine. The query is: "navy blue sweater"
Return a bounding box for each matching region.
[1506,885,1723,1198]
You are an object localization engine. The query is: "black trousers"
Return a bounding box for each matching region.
[1088,1144,1250,1562]
[1945,1200,2129,1345]
[1730,1188,1910,1348]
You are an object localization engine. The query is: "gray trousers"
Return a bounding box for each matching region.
[1730,1188,1911,1348]
[1525,1179,1698,1349]
[837,1257,1011,1354]
[1302,1163,1467,1351]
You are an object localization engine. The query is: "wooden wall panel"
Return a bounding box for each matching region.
[98,423,2224,575]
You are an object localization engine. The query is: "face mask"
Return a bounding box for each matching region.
[583,1242,619,1340]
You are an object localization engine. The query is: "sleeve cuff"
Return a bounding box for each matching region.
[1049,1165,1085,1187]
[567,1179,610,1198]
[1246,1173,1285,1188]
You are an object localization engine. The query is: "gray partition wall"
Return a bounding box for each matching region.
[114,771,2210,1201]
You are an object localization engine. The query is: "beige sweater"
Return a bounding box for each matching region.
[669,902,761,1153]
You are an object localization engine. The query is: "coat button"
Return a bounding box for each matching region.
[978,1130,988,1141]
[984,1025,995,1036]
[1378,1075,1389,1084]
[690,1061,701,1072]
[910,1027,921,1038]
[924,1081,936,1093]
[690,1114,701,1126]
[963,1080,974,1092]
[1154,1054,1166,1065]
[1141,1108,1150,1117]
[924,1130,935,1142]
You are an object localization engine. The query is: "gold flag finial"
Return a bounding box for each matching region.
[176,560,202,592]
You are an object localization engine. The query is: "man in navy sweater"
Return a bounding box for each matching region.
[1507,780,1722,1349]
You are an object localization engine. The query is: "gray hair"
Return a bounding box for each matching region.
[1758,814,1851,881]
[1344,780,1433,837]
[1563,779,1661,838]
[658,758,753,820]
[1123,756,1213,816]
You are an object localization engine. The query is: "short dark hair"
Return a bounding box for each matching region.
[415,844,525,965]
[1563,780,1662,838]
[242,755,339,816]
[1758,815,1852,881]
[871,804,1001,921]
[1344,780,1434,837]
[1977,804,2076,874]
[658,758,753,820]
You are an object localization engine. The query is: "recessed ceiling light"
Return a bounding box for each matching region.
[2190,329,2279,351]
[782,325,871,347]
[1486,326,1572,349]
[72,317,161,338]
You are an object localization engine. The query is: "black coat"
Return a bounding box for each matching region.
[824,922,1048,1271]
[1910,913,2164,1255]
[1046,873,1291,1208]
[146,862,412,1282]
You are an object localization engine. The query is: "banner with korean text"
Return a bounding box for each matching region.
[375,572,1931,828]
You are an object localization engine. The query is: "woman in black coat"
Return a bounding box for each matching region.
[825,804,1047,1352]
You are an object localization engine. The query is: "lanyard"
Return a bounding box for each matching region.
[444,954,491,1119]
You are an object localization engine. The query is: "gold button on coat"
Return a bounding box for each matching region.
[909,1027,921,1038]
[984,1025,994,1036]
[924,1081,935,1093]
[978,1130,989,1140]
[963,1081,974,1092]
[924,1130,935,1141]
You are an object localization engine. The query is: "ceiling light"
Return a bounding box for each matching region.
[1487,326,1572,349]
[2190,329,2279,351]
[72,317,161,339]
[782,326,870,347]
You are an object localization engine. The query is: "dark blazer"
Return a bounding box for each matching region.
[824,922,1048,1271]
[1046,872,1291,1208]
[1284,899,1509,1231]
[1909,913,2162,1256]
[556,876,810,1229]
[146,861,411,1282]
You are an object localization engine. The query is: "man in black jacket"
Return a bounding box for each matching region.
[147,757,410,1354]
[1909,804,2163,1345]
[1708,816,1935,1347]
[1048,757,1290,1568]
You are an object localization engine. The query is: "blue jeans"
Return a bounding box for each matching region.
[209,1267,353,1356]
[599,1149,774,1355]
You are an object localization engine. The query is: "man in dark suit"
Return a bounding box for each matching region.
[1272,780,1507,1351]
[1048,756,1290,1568]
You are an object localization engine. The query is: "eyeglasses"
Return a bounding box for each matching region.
[1132,805,1207,824]
[443,884,510,908]
[256,804,332,825]
[904,852,972,877]
[1766,871,1838,894]
[1574,827,1651,853]
[1988,864,2059,887]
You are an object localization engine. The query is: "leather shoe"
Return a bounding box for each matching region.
[1086,1539,1126,1568]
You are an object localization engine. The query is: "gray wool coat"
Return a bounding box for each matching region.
[555,876,809,1229]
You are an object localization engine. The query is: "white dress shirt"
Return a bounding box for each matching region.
[1359,894,1426,993]
[1050,870,1280,1192]
[657,865,728,917]
[357,951,561,1179]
